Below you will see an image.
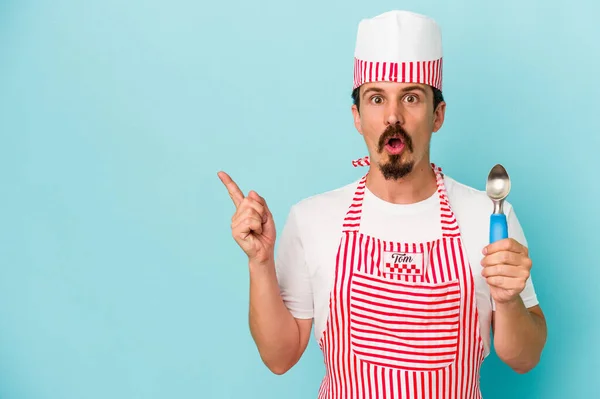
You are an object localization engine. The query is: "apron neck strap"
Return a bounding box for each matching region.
[342,159,460,238]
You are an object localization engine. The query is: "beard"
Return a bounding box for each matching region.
[376,124,415,180]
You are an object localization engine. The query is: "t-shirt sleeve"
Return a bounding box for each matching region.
[492,203,539,310]
[274,205,314,319]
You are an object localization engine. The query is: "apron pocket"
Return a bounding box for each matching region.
[349,269,461,371]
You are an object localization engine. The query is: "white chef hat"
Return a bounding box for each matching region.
[353,10,443,91]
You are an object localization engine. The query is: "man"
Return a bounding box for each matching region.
[218,10,547,398]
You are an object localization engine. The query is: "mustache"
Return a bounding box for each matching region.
[377,124,414,153]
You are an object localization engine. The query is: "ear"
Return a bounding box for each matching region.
[351,104,363,135]
[432,101,446,133]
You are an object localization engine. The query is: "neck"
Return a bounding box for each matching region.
[365,159,438,204]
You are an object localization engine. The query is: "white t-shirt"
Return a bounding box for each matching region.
[274,173,538,357]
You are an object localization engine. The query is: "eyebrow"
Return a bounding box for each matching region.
[361,85,428,99]
[401,85,428,94]
[361,87,385,99]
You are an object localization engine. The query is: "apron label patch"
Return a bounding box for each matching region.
[381,251,425,276]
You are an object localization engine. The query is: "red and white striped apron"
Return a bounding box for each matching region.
[317,161,485,399]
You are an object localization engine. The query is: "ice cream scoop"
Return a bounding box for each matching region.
[486,164,511,243]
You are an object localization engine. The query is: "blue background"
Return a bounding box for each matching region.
[1,0,598,397]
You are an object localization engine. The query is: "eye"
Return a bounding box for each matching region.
[370,95,384,105]
[404,94,419,103]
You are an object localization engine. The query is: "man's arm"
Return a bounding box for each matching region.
[250,204,314,375]
[217,172,313,375]
[481,204,547,373]
[492,302,547,373]
[248,259,313,375]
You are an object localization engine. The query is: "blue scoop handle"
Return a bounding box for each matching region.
[490,213,508,243]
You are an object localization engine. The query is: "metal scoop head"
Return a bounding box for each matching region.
[486,164,511,214]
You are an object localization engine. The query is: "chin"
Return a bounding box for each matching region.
[378,157,414,180]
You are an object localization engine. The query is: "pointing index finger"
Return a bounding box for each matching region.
[217,171,245,208]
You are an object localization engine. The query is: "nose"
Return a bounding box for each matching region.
[385,102,403,126]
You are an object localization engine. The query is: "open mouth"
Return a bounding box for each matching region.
[384,137,405,154]
[387,137,403,148]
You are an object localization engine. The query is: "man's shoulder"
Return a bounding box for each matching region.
[444,175,486,202]
[282,179,361,240]
[291,179,359,218]
[444,175,513,228]
[444,174,514,215]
